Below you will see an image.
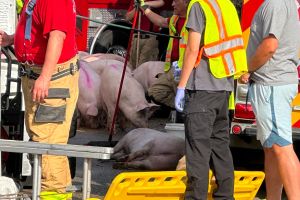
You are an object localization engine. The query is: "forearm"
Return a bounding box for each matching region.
[248,36,278,72]
[145,0,165,8]
[40,30,66,80]
[144,9,168,28]
[178,30,201,88]
[178,47,198,88]
[125,8,136,21]
[248,48,274,72]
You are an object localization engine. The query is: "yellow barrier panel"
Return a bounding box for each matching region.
[103,170,265,200]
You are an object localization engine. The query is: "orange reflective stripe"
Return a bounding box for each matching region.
[230,52,236,72]
[180,44,187,48]
[222,55,230,75]
[195,46,204,67]
[171,15,179,24]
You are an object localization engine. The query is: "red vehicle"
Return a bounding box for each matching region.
[75,0,173,55]
[230,0,300,156]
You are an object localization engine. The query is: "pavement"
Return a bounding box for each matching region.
[67,117,272,200]
[68,118,168,199]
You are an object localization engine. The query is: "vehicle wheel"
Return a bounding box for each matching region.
[89,19,131,55]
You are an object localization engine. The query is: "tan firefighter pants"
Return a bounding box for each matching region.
[129,34,159,69]
[21,56,79,193]
[147,69,177,108]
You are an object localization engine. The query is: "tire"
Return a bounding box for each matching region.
[90,19,131,55]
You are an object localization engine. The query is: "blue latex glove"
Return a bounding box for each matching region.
[175,88,185,112]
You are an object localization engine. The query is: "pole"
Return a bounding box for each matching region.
[135,11,141,68]
[108,4,140,144]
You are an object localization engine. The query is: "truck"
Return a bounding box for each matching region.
[75,0,173,58]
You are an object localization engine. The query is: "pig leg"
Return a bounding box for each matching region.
[113,160,150,170]
[111,151,127,161]
[114,149,149,162]
[112,151,128,162]
[105,103,116,134]
[126,149,150,161]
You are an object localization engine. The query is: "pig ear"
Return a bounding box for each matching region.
[86,106,98,116]
[146,103,160,119]
[155,73,164,78]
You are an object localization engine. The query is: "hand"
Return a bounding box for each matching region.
[238,73,250,84]
[0,30,12,47]
[175,87,185,112]
[32,75,51,103]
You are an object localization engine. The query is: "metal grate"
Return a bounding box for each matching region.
[87,8,127,48]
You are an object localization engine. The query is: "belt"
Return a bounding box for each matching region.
[134,34,150,39]
[19,60,80,81]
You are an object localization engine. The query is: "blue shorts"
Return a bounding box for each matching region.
[249,83,298,148]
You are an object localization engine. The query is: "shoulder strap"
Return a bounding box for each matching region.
[25,0,37,40]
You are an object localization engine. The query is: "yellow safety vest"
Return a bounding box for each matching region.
[164,15,187,72]
[179,0,248,79]
[228,92,235,110]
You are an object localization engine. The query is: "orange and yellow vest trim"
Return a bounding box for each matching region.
[164,15,187,72]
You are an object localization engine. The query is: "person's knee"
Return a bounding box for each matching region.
[271,144,294,156]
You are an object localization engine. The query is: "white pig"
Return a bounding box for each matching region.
[98,62,158,131]
[133,61,165,92]
[81,54,133,72]
[77,61,105,128]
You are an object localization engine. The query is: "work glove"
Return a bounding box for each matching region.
[134,0,145,7]
[175,87,185,112]
[172,61,181,82]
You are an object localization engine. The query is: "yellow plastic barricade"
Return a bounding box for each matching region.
[103,170,265,200]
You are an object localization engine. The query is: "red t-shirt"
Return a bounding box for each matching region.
[15,0,77,65]
[128,0,160,32]
[167,17,186,62]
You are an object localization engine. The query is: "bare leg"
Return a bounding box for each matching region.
[264,148,283,200]
[273,144,300,200]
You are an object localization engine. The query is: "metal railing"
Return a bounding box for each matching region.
[0,139,113,200]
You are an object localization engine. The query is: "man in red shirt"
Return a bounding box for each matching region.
[141,0,187,109]
[126,0,165,69]
[0,0,78,199]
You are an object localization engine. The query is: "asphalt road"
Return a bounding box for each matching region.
[68,117,168,199]
[17,116,289,199]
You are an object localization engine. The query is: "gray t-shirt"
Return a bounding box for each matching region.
[185,3,234,92]
[247,0,300,85]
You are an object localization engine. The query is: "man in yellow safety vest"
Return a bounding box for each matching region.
[175,0,247,199]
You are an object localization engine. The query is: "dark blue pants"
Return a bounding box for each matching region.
[184,90,234,200]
